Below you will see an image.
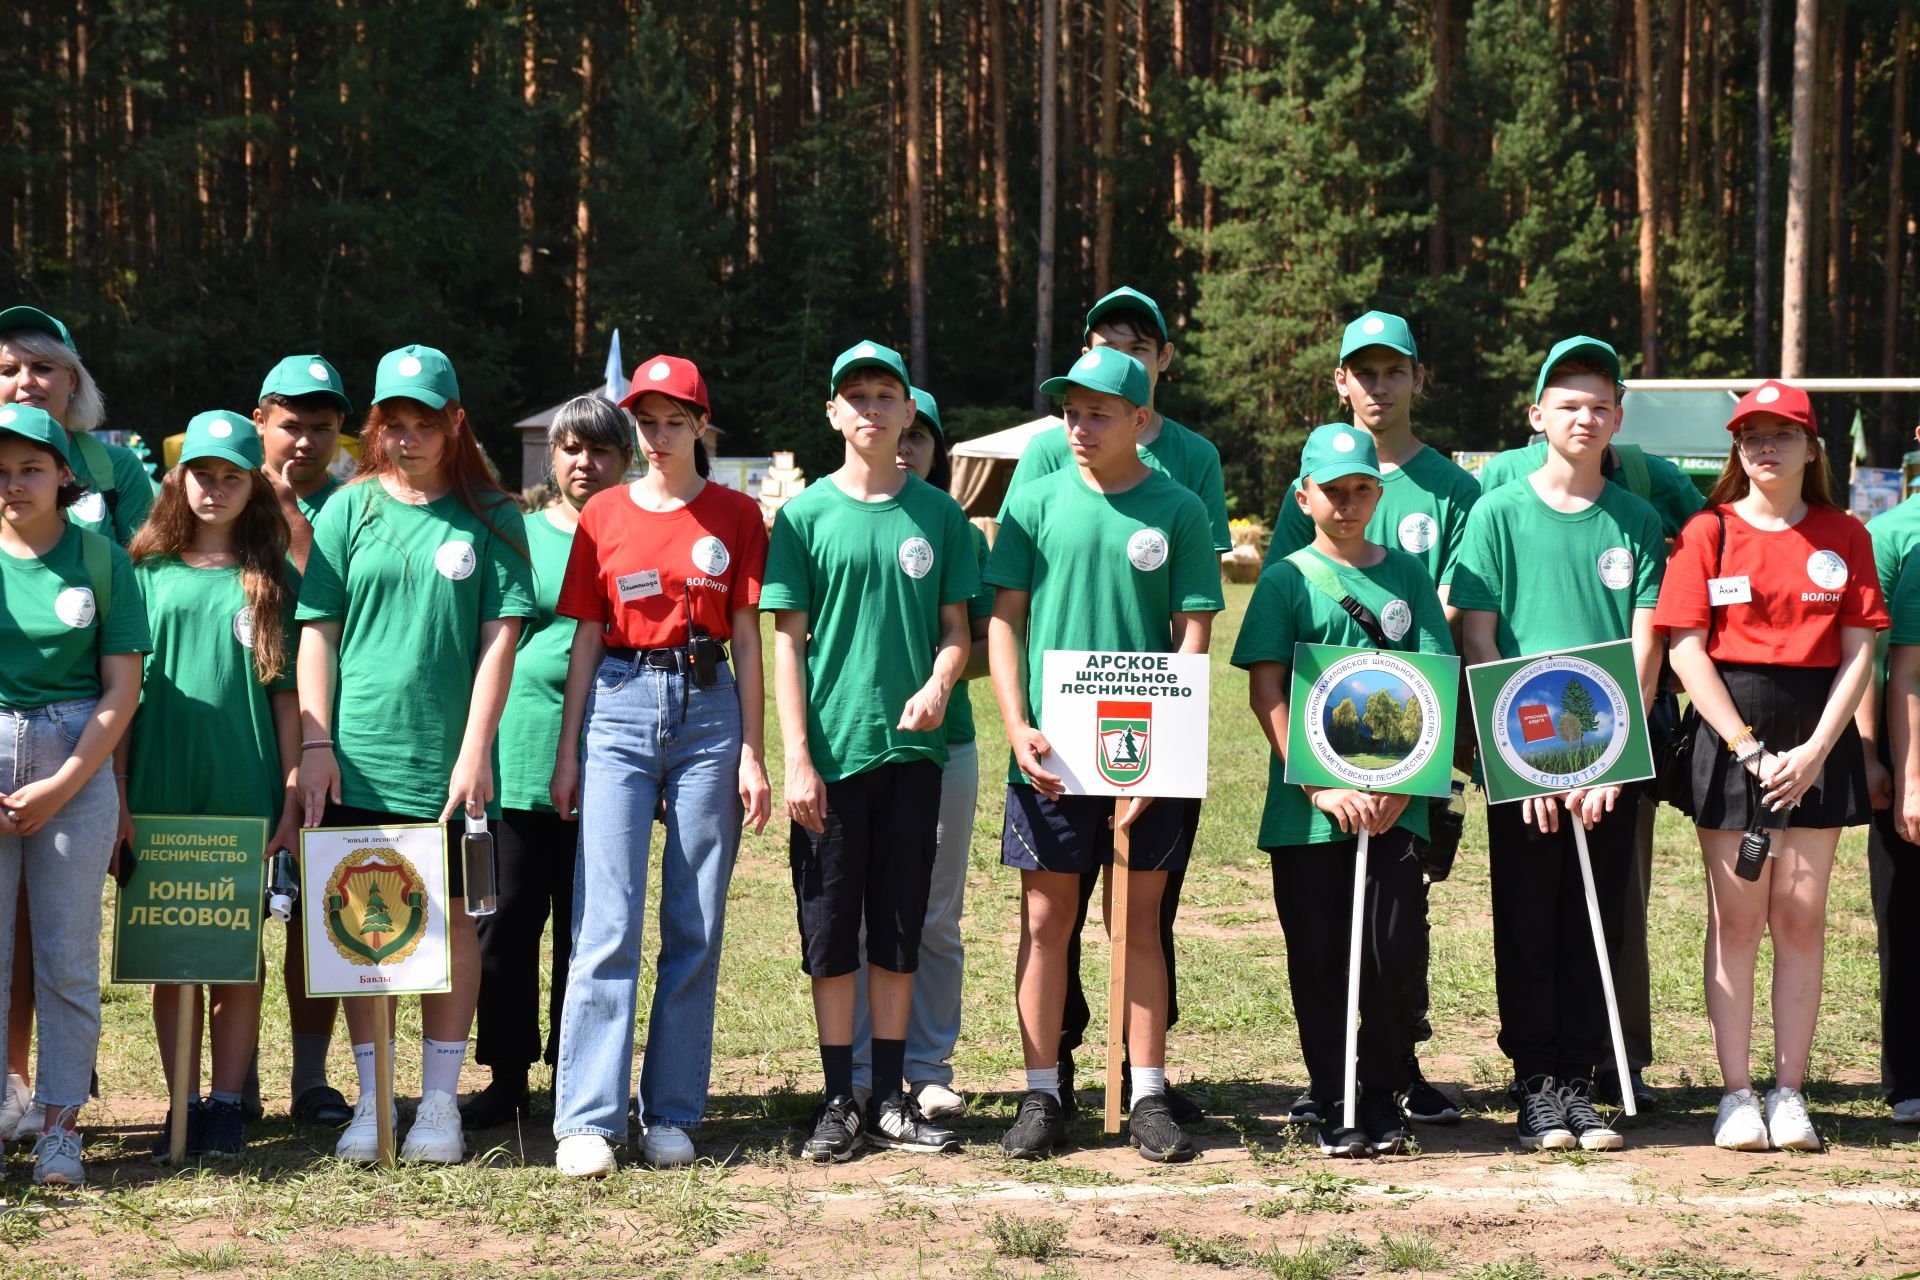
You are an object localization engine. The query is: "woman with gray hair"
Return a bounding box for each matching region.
[462,394,635,1130]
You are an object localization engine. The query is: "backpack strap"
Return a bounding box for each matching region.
[77,526,113,624]
[1613,442,1652,503]
[71,431,120,521]
[1283,549,1393,650]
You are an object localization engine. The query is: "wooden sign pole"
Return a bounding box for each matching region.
[372,995,396,1166]
[167,987,195,1165]
[1104,798,1131,1135]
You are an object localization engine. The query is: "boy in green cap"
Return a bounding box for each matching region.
[761,341,977,1162]
[1450,336,1665,1152]
[251,354,353,1127]
[1262,310,1478,1126]
[1000,285,1227,1122]
[1233,422,1454,1157]
[987,346,1224,1163]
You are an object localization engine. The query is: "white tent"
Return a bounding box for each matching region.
[948,414,1061,516]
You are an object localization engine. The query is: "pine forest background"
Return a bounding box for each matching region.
[3,0,1915,519]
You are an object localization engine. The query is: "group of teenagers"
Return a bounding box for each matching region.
[1,283,1918,1189]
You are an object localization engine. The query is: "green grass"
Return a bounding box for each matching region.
[983,1211,1069,1261]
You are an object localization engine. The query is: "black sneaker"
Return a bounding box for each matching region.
[1594,1067,1657,1109]
[1057,1056,1080,1118]
[1000,1089,1067,1159]
[1119,1064,1204,1124]
[866,1092,959,1153]
[1127,1094,1196,1163]
[1287,1092,1329,1125]
[199,1097,246,1158]
[802,1094,865,1163]
[1402,1057,1461,1123]
[1559,1079,1623,1151]
[1515,1076,1575,1151]
[291,1084,353,1127]
[152,1098,207,1159]
[1316,1114,1370,1158]
[459,1070,529,1130]
[1361,1090,1413,1155]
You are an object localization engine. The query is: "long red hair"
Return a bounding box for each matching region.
[354,398,525,555]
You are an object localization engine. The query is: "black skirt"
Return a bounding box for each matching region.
[1688,662,1869,831]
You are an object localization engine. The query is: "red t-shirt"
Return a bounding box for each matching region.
[1653,503,1888,666]
[557,480,768,648]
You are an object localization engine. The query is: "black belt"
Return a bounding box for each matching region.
[605,643,728,670]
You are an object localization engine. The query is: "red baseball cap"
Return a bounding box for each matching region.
[1726,379,1815,434]
[618,354,710,415]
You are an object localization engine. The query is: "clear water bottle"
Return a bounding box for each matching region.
[463,814,497,917]
[267,848,300,923]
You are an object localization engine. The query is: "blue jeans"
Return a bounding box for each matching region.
[852,740,978,1091]
[0,699,118,1109]
[553,655,742,1139]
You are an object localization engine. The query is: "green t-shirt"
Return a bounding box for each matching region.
[295,482,537,819]
[296,474,344,525]
[0,524,151,708]
[998,416,1233,552]
[1449,477,1666,657]
[1867,496,1920,687]
[1231,547,1454,847]
[760,473,981,783]
[68,438,157,547]
[1264,444,1481,585]
[128,558,297,820]
[945,521,995,748]
[986,466,1226,786]
[496,509,576,813]
[1474,439,1703,541]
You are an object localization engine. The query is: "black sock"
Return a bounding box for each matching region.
[820,1044,854,1101]
[872,1038,906,1100]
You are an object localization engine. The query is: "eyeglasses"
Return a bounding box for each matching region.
[1736,429,1808,454]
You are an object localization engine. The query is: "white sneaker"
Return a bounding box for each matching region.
[14,1101,45,1139]
[1892,1097,1920,1125]
[30,1114,84,1186]
[400,1090,466,1163]
[556,1133,616,1178]
[642,1123,696,1167]
[333,1095,399,1162]
[0,1074,30,1138]
[910,1080,965,1121]
[1713,1089,1771,1151]
[1764,1085,1821,1152]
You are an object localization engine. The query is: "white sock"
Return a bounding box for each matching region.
[1025,1066,1061,1094]
[352,1043,377,1099]
[422,1038,467,1099]
[1130,1066,1166,1101]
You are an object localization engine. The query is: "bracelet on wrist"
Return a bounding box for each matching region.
[301,739,335,752]
[1734,738,1765,765]
[1726,725,1756,751]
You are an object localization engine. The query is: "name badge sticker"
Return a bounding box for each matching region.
[1708,575,1752,605]
[616,569,663,601]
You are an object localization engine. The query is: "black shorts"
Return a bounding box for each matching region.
[789,759,943,978]
[319,802,472,898]
[1000,785,1190,874]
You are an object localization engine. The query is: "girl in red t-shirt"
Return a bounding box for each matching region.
[545,355,769,1177]
[1654,380,1887,1154]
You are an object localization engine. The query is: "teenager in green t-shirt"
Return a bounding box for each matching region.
[761,341,974,1163]
[1233,423,1453,1159]
[1475,436,1703,540]
[0,403,150,1187]
[463,395,630,1137]
[987,347,1223,1164]
[295,345,536,1167]
[115,411,298,1160]
[1452,337,1665,1154]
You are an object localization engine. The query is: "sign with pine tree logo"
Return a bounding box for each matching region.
[1037,650,1210,798]
[1465,639,1654,804]
[300,823,451,997]
[1284,644,1460,797]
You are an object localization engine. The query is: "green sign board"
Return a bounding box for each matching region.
[1284,643,1461,798]
[1465,639,1655,804]
[111,815,267,985]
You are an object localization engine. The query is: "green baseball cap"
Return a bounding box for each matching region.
[1298,422,1383,486]
[0,305,76,354]
[374,344,461,409]
[1083,285,1169,344]
[259,354,352,415]
[909,386,944,438]
[1039,347,1152,408]
[179,410,264,470]
[828,340,910,397]
[0,404,75,470]
[1533,335,1623,404]
[1339,311,1418,363]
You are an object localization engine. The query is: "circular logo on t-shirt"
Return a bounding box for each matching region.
[898,536,934,579]
[233,607,256,649]
[71,492,107,524]
[690,536,730,576]
[1127,529,1169,572]
[1597,547,1635,590]
[1806,549,1847,590]
[434,540,478,581]
[54,586,96,629]
[1398,512,1438,554]
[397,355,424,378]
[1381,598,1413,642]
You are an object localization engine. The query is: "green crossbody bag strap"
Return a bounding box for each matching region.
[1613,442,1652,503]
[1282,548,1393,651]
[78,526,113,624]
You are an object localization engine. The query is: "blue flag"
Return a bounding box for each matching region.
[602,329,624,402]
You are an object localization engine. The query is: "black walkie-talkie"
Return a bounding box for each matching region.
[684,591,718,687]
